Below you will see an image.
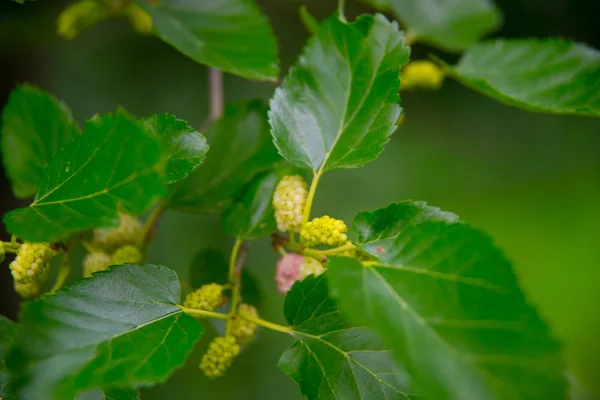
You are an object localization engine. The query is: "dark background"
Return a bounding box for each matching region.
[1,0,599,398]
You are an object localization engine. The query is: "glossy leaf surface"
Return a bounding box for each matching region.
[143,113,208,184]
[168,101,279,214]
[137,0,279,81]
[446,39,600,116]
[1,84,79,198]
[7,264,202,400]
[328,201,567,399]
[384,0,500,51]
[269,14,409,172]
[279,274,418,399]
[4,110,166,242]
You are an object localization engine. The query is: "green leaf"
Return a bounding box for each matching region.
[269,14,409,172]
[0,316,16,397]
[1,84,80,198]
[168,101,280,214]
[3,110,166,243]
[7,264,202,400]
[327,201,567,399]
[444,39,600,116]
[223,166,298,239]
[377,0,500,51]
[136,0,279,81]
[279,274,417,400]
[189,249,262,307]
[143,113,209,184]
[77,387,140,400]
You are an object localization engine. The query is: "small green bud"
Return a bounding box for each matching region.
[92,213,143,252]
[111,245,143,265]
[200,335,240,378]
[83,251,111,277]
[183,283,223,311]
[230,304,258,345]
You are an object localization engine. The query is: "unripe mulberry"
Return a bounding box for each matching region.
[111,245,143,265]
[57,0,110,40]
[230,304,258,345]
[300,216,348,247]
[83,251,111,277]
[275,253,303,293]
[126,4,152,35]
[0,242,5,264]
[92,213,143,252]
[9,242,55,298]
[273,175,307,232]
[300,257,326,279]
[200,335,240,379]
[184,283,223,311]
[400,60,445,91]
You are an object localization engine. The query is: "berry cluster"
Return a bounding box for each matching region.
[400,60,445,91]
[200,336,240,379]
[9,243,56,298]
[273,175,307,232]
[184,283,224,311]
[229,304,258,345]
[83,213,144,277]
[300,215,348,247]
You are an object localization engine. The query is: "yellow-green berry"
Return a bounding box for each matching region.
[126,4,152,34]
[92,213,143,252]
[0,242,5,264]
[273,175,307,233]
[230,304,258,345]
[300,215,348,247]
[9,243,55,298]
[183,283,223,311]
[300,256,326,279]
[57,0,109,40]
[200,335,240,379]
[400,60,445,91]
[111,245,143,265]
[83,251,111,277]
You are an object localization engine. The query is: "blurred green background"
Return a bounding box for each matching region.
[0,0,599,399]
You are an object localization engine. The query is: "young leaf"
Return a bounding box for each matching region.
[279,274,418,399]
[3,110,166,243]
[444,39,600,116]
[143,113,209,184]
[189,249,262,307]
[269,14,409,173]
[1,84,80,198]
[328,201,568,399]
[223,166,299,239]
[377,0,500,51]
[6,264,202,400]
[136,0,279,81]
[0,316,15,398]
[168,101,280,214]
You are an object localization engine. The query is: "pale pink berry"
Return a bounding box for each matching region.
[275,253,303,294]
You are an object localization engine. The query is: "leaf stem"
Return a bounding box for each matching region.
[239,307,292,334]
[302,170,322,226]
[142,203,164,251]
[209,67,224,121]
[50,243,73,293]
[337,0,347,22]
[180,306,230,320]
[226,238,245,335]
[295,241,355,256]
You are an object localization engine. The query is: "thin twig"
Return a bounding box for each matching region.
[239,307,292,334]
[209,67,224,121]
